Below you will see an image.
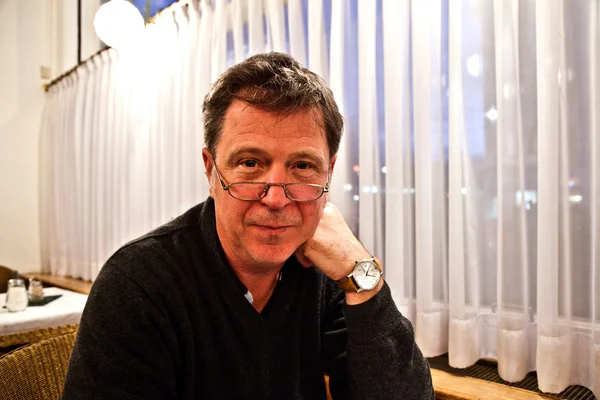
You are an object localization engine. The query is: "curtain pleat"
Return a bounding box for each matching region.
[266,0,286,53]
[196,0,212,201]
[175,6,198,213]
[288,0,307,65]
[247,0,265,57]
[382,0,414,324]
[211,0,228,79]
[493,0,536,382]
[357,0,383,268]
[535,0,567,392]
[411,0,449,357]
[231,0,245,63]
[328,0,352,225]
[447,0,475,369]
[308,0,328,81]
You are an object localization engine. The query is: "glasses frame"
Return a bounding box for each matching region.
[211,158,330,202]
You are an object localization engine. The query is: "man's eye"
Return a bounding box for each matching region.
[241,160,257,168]
[296,162,312,170]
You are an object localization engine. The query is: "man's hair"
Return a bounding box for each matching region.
[202,52,343,159]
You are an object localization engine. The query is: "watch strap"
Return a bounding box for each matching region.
[372,257,383,273]
[338,275,359,292]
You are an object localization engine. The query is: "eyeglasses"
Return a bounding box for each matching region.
[212,161,329,202]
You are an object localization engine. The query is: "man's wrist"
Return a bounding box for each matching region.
[344,278,384,305]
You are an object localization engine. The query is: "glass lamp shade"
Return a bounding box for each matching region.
[94,0,145,50]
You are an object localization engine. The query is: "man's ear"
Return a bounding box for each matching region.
[324,154,338,203]
[202,148,215,198]
[329,154,337,175]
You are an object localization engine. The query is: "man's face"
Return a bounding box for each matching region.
[202,100,335,272]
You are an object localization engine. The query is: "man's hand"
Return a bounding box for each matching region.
[294,203,383,304]
[295,202,369,280]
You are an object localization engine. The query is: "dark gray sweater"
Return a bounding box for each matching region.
[62,198,433,399]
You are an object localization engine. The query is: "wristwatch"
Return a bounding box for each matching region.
[337,257,383,293]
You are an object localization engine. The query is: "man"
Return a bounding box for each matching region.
[63,52,433,399]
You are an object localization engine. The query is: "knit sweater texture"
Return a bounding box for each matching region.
[62,198,433,399]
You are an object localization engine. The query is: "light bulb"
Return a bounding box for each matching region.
[94,0,145,50]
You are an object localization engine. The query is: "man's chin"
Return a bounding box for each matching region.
[248,245,298,268]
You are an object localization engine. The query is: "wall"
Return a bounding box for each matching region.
[0,0,99,273]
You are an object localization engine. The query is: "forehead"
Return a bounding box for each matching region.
[216,100,329,163]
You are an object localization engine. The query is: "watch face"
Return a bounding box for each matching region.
[353,260,381,290]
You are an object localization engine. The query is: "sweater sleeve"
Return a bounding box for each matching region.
[323,280,434,400]
[62,260,178,400]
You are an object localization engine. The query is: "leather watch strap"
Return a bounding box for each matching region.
[338,276,359,292]
[373,257,383,273]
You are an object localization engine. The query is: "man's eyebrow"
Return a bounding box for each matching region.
[224,147,269,166]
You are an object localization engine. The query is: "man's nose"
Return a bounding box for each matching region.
[259,167,292,209]
[260,184,291,209]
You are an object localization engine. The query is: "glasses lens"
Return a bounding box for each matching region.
[228,183,268,200]
[285,184,324,201]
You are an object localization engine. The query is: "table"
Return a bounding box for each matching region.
[20,273,92,295]
[0,287,88,335]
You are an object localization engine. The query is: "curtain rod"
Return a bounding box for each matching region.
[44,47,110,92]
[44,0,192,92]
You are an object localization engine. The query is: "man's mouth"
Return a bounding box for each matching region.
[253,225,292,232]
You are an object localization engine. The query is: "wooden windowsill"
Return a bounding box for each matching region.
[431,368,555,400]
[20,273,92,295]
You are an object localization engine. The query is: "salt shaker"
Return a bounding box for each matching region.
[28,277,44,303]
[6,278,28,312]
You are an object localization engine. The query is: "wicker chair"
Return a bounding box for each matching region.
[0,324,79,357]
[0,329,77,400]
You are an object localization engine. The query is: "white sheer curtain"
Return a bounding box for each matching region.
[395,0,598,396]
[40,0,599,396]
